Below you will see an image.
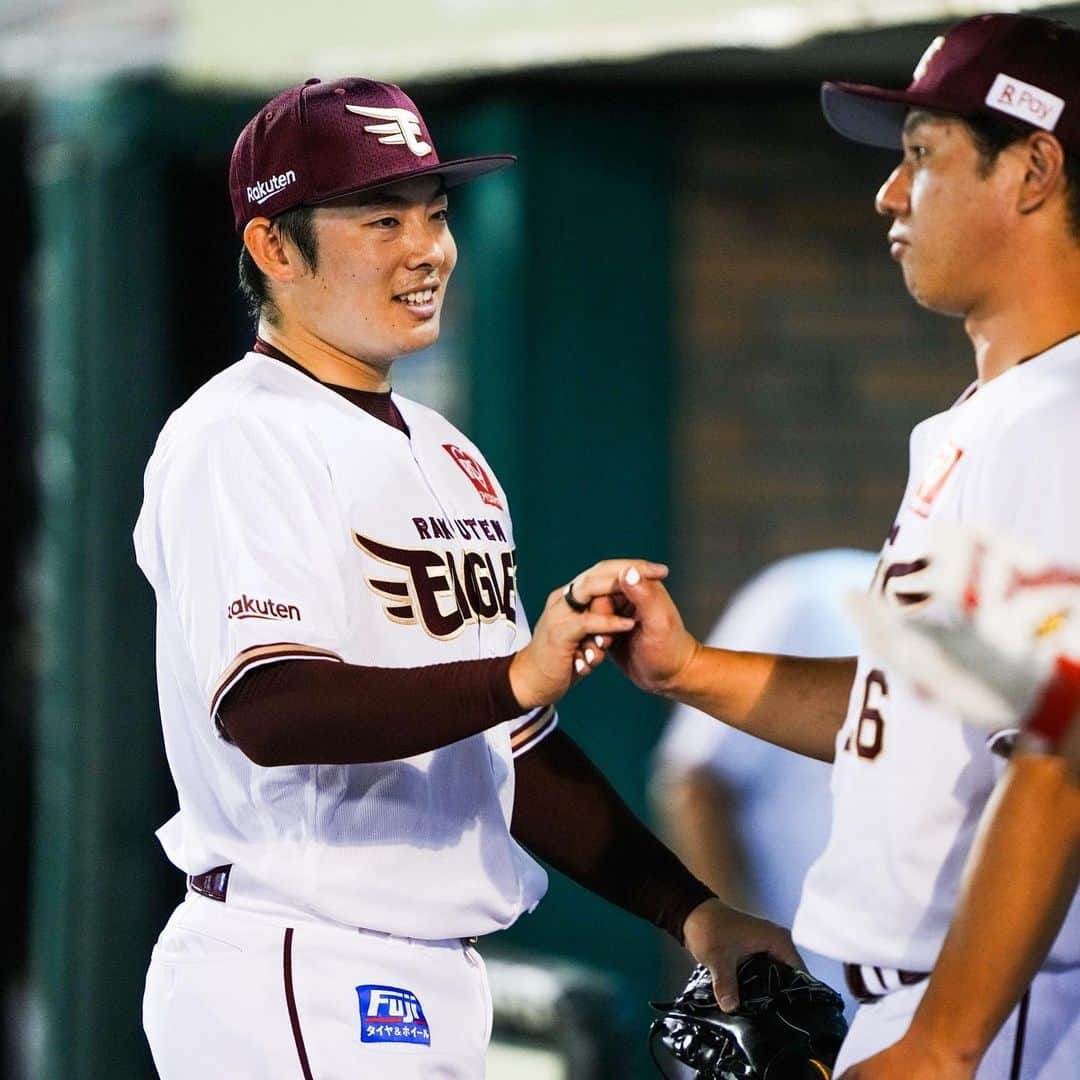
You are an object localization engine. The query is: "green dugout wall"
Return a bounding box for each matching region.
[31,78,673,1079]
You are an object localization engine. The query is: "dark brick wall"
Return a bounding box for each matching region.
[672,88,974,634]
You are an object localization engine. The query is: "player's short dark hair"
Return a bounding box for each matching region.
[237,205,319,324]
[964,113,1080,243]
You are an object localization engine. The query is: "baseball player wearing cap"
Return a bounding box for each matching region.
[135,77,797,1078]
[602,12,1080,1079]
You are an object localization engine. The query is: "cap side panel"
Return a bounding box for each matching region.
[297,83,313,214]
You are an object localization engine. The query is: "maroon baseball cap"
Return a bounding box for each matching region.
[229,77,515,232]
[822,13,1080,156]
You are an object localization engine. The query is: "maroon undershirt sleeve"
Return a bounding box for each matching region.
[511,728,716,945]
[218,655,520,765]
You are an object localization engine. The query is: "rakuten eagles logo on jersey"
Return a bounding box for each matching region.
[354,523,517,640]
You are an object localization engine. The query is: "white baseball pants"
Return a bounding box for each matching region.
[143,893,493,1078]
[835,966,1080,1078]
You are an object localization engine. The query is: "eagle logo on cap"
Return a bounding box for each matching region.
[912,35,945,82]
[345,104,432,157]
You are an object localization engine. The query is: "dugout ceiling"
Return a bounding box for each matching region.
[2,1,1079,88]
[173,0,1078,86]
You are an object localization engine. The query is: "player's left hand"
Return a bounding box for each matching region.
[509,559,669,709]
[837,1035,976,1079]
[680,896,803,1012]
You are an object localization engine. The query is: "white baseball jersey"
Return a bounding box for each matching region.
[134,352,554,939]
[795,333,1080,974]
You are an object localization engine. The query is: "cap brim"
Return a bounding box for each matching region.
[821,82,976,150]
[311,154,516,207]
[413,154,517,190]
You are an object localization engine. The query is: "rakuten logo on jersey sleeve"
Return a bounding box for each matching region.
[225,594,302,622]
[356,985,431,1046]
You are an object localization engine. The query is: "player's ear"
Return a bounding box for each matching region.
[1016,131,1066,216]
[243,216,304,285]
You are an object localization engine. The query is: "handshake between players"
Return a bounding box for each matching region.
[511,556,712,709]
[506,558,670,710]
[545,533,1080,782]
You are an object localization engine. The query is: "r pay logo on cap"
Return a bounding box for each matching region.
[986,73,1065,132]
[346,104,433,157]
[356,985,431,1046]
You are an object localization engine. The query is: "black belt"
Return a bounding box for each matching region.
[844,963,929,1004]
[189,863,232,902]
[188,867,482,951]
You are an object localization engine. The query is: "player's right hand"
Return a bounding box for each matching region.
[602,567,701,696]
[508,559,669,710]
[681,896,803,1013]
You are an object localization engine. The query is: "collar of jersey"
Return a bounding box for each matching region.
[244,351,413,438]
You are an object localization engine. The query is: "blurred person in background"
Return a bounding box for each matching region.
[652,548,877,1021]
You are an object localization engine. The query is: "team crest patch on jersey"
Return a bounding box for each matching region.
[910,441,963,518]
[356,985,431,1046]
[443,444,504,510]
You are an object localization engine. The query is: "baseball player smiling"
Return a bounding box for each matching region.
[135,76,798,1078]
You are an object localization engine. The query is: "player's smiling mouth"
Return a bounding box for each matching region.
[395,286,439,307]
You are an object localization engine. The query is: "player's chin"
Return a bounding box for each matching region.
[907,279,968,318]
[394,318,442,355]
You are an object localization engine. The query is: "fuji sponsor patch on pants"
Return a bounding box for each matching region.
[356,985,431,1045]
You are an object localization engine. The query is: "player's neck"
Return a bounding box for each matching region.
[258,320,392,393]
[965,251,1080,384]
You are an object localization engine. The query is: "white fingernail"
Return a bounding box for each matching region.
[625,567,641,585]
[594,635,604,648]
[575,658,585,674]
[585,648,595,664]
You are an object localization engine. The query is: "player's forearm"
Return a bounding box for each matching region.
[219,655,521,765]
[905,752,1080,1066]
[512,729,714,942]
[669,649,855,762]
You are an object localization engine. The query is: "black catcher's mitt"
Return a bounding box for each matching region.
[648,953,848,1079]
